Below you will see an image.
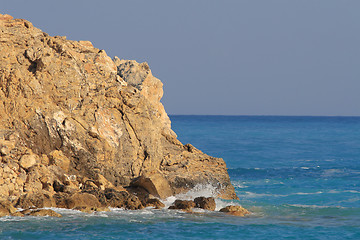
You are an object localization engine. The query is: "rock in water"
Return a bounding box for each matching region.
[28,209,62,217]
[194,197,216,211]
[169,200,196,211]
[219,205,251,216]
[0,13,237,206]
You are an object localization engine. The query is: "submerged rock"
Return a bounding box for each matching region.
[219,205,251,216]
[0,13,237,212]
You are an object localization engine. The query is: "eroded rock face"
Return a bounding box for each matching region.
[0,13,237,205]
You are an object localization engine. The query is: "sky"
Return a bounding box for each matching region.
[2,0,360,116]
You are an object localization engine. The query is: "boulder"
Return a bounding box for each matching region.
[53,192,70,208]
[16,193,55,209]
[104,188,143,210]
[145,198,165,209]
[65,192,100,209]
[131,172,173,199]
[0,140,15,156]
[19,154,37,170]
[169,200,196,211]
[219,205,251,216]
[81,189,108,207]
[194,197,216,211]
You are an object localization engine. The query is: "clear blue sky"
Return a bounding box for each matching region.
[3,0,360,116]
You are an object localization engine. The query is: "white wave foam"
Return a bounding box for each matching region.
[239,191,285,198]
[293,191,323,195]
[214,198,240,211]
[237,191,327,199]
[161,183,249,211]
[163,183,220,208]
[328,189,360,194]
[0,216,27,222]
[232,182,247,189]
[287,204,346,209]
[345,190,360,194]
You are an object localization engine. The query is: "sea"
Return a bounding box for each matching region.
[1,116,359,239]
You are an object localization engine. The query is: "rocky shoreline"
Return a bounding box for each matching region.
[1,192,250,218]
[0,13,247,218]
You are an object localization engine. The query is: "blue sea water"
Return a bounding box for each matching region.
[1,116,359,239]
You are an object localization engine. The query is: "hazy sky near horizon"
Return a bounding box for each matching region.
[3,1,360,116]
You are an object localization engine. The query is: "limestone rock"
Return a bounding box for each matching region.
[0,139,15,156]
[19,154,38,170]
[194,197,216,211]
[73,206,110,213]
[53,192,70,208]
[72,206,95,213]
[48,150,70,172]
[94,173,115,190]
[219,205,251,216]
[145,198,165,209]
[104,188,143,210]
[16,192,55,209]
[65,192,100,209]
[131,172,173,199]
[0,200,16,217]
[28,209,62,217]
[0,14,237,206]
[0,14,13,21]
[10,211,25,217]
[169,200,196,211]
[96,206,110,212]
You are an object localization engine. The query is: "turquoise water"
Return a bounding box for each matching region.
[1,116,360,239]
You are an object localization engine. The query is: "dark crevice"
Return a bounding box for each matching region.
[28,61,37,74]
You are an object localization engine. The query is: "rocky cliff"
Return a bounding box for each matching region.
[0,14,237,209]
